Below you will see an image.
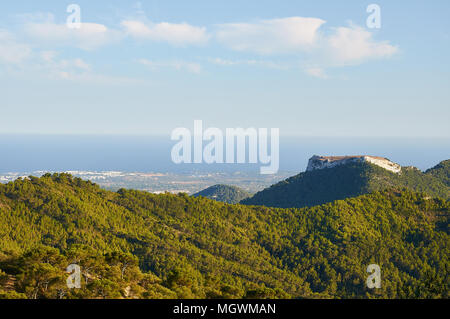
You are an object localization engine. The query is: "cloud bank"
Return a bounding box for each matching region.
[0,13,399,79]
[0,30,32,64]
[24,22,121,50]
[138,59,202,73]
[121,20,210,46]
[215,17,398,69]
[216,17,326,54]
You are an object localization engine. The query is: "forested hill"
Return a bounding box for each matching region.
[0,174,448,299]
[193,184,251,204]
[242,161,450,209]
[426,160,450,187]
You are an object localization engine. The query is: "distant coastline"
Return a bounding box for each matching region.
[0,135,448,173]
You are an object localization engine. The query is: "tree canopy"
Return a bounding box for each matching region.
[0,173,448,299]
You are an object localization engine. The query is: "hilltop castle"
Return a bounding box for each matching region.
[307,155,402,174]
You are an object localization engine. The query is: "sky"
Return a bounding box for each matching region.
[0,0,449,137]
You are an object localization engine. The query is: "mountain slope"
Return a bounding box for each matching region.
[242,161,449,208]
[193,184,251,204]
[426,160,450,187]
[0,174,448,299]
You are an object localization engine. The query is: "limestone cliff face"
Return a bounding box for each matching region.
[307,155,402,174]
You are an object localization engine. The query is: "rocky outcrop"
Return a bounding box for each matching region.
[307,155,401,174]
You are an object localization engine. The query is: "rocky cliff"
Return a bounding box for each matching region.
[307,155,402,173]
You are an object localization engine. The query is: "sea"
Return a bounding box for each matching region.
[0,135,448,174]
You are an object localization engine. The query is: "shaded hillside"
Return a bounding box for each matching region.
[193,184,251,204]
[426,160,450,187]
[0,174,448,299]
[242,161,449,208]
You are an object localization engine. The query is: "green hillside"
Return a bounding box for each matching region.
[0,174,448,299]
[242,161,449,208]
[193,184,251,204]
[426,160,450,187]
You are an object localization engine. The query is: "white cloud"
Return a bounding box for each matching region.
[215,17,398,64]
[37,51,91,77]
[209,57,238,66]
[7,11,398,79]
[33,52,143,85]
[54,72,145,86]
[216,17,326,54]
[0,30,32,64]
[24,19,121,50]
[121,20,210,46]
[304,67,328,79]
[0,42,142,86]
[72,58,90,71]
[326,26,398,65]
[208,57,286,69]
[0,29,90,75]
[139,59,202,73]
[0,17,146,86]
[214,17,398,77]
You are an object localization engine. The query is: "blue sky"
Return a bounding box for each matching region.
[0,0,449,137]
